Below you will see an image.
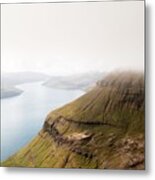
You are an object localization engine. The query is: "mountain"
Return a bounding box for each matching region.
[2,71,144,169]
[1,86,23,99]
[43,72,104,90]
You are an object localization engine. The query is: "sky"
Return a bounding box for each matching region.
[1,1,144,75]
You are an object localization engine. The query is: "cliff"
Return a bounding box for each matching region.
[2,71,145,169]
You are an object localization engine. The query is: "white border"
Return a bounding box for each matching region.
[1,0,155,179]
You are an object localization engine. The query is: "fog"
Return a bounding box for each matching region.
[1,1,144,76]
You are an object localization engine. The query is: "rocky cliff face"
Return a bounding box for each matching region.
[2,72,144,169]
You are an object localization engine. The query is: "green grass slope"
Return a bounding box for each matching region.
[2,71,144,169]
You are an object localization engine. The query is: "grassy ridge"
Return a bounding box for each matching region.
[2,71,145,169]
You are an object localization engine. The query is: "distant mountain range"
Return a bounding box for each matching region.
[1,71,104,99]
[43,72,104,91]
[1,72,49,86]
[1,72,49,98]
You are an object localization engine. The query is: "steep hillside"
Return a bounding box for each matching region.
[2,72,144,169]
